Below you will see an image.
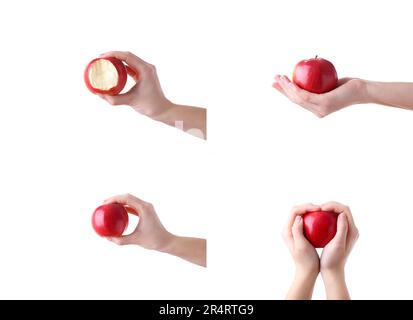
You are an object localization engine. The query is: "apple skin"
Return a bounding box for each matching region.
[84,57,127,96]
[293,57,338,94]
[92,203,129,237]
[303,211,338,248]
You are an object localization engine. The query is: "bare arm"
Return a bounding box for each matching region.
[365,81,413,110]
[319,202,359,300]
[97,51,207,139]
[153,102,206,139]
[160,235,207,267]
[273,75,413,117]
[321,270,350,300]
[283,204,321,300]
[103,194,207,267]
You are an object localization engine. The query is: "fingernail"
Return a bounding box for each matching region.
[295,216,302,223]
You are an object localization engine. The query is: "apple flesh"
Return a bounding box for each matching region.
[293,56,338,94]
[303,211,338,248]
[84,57,127,95]
[92,203,129,237]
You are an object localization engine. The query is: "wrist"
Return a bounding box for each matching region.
[360,79,378,104]
[150,231,176,253]
[320,268,350,300]
[295,266,319,283]
[156,232,178,253]
[321,267,345,282]
[150,99,175,121]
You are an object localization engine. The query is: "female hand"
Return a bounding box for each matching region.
[103,193,173,250]
[104,193,207,267]
[319,201,359,300]
[320,202,359,273]
[97,51,207,139]
[98,51,171,118]
[283,203,321,275]
[283,203,321,300]
[273,75,367,117]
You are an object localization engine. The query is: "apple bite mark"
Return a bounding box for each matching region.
[88,59,119,90]
[84,57,127,95]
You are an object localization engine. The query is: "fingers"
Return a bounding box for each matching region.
[273,75,286,94]
[106,234,136,246]
[321,201,355,230]
[321,201,359,249]
[97,90,135,106]
[291,215,307,244]
[284,203,321,239]
[100,51,149,71]
[276,76,323,115]
[337,77,354,86]
[330,213,348,245]
[103,193,148,214]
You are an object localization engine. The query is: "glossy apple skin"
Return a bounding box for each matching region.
[293,57,338,94]
[92,203,129,237]
[303,211,338,248]
[84,57,127,96]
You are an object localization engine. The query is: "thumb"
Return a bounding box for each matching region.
[291,216,307,244]
[331,213,348,245]
[106,234,136,246]
[98,91,133,106]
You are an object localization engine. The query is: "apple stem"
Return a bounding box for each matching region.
[315,55,318,59]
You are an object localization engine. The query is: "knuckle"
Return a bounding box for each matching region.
[145,202,154,210]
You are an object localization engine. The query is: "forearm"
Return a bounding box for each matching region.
[364,81,413,110]
[153,101,207,139]
[160,235,207,267]
[321,270,350,300]
[286,270,318,300]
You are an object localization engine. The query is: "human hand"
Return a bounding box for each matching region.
[103,193,206,267]
[273,75,367,118]
[320,202,359,274]
[98,51,172,118]
[283,204,321,277]
[284,203,324,299]
[97,51,207,139]
[103,194,173,251]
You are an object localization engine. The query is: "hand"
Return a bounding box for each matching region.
[320,202,359,273]
[319,201,359,300]
[283,203,321,299]
[98,51,172,118]
[103,194,173,251]
[283,204,321,276]
[273,75,367,118]
[103,193,207,267]
[97,51,207,139]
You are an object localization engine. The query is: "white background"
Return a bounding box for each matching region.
[0,0,412,299]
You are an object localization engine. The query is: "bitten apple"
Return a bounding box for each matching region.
[303,211,338,248]
[84,57,127,95]
[92,203,129,237]
[293,56,338,94]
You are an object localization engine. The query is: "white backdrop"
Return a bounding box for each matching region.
[0,0,412,299]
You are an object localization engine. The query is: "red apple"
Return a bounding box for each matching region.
[84,57,127,95]
[293,56,338,94]
[92,203,128,237]
[303,211,338,248]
